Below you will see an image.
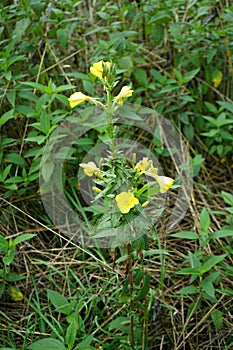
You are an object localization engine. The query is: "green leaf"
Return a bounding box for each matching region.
[109,317,129,330]
[199,207,210,232]
[6,91,16,107]
[171,231,199,239]
[142,249,170,257]
[201,255,226,274]
[12,18,30,42]
[65,318,78,349]
[183,68,200,83]
[3,247,16,266]
[176,286,199,294]
[0,164,12,182]
[217,101,233,113]
[41,162,55,182]
[135,272,151,300]
[200,278,215,299]
[211,310,223,330]
[76,334,94,348]
[25,135,47,144]
[151,24,164,45]
[0,110,15,128]
[6,273,25,282]
[4,153,27,167]
[21,81,47,93]
[221,191,233,206]
[0,282,5,298]
[176,268,200,275]
[28,338,67,350]
[150,10,171,23]
[13,233,36,246]
[134,68,148,88]
[0,235,8,253]
[47,289,72,315]
[210,229,233,239]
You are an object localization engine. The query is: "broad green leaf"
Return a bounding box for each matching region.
[150,10,171,23]
[176,286,199,294]
[21,81,47,92]
[65,318,78,349]
[200,279,215,299]
[171,231,199,239]
[135,273,151,300]
[217,101,233,113]
[183,68,200,83]
[76,334,94,348]
[28,338,67,350]
[6,273,25,282]
[109,317,129,330]
[200,207,210,232]
[41,162,55,182]
[25,135,47,144]
[160,84,180,93]
[173,68,183,83]
[47,289,72,315]
[13,233,36,246]
[134,68,148,88]
[221,191,233,206]
[4,153,27,167]
[55,84,76,93]
[118,57,133,70]
[0,110,15,127]
[2,247,16,266]
[210,229,233,239]
[12,18,30,41]
[0,164,12,182]
[151,24,164,44]
[0,235,8,253]
[6,91,16,107]
[201,255,226,274]
[211,310,223,330]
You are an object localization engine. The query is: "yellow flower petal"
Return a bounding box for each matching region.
[90,61,111,78]
[212,70,223,88]
[68,92,89,108]
[115,192,139,214]
[154,175,174,193]
[135,157,153,173]
[114,86,133,105]
[8,286,23,301]
[80,161,100,177]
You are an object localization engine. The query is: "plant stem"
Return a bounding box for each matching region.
[127,242,134,349]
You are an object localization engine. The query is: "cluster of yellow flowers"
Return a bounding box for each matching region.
[80,157,174,214]
[68,60,133,108]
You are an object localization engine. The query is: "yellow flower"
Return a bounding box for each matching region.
[80,162,100,177]
[90,60,111,78]
[212,70,223,88]
[153,175,174,193]
[8,286,23,301]
[114,86,133,105]
[135,157,153,173]
[115,191,139,214]
[144,166,158,177]
[68,92,98,108]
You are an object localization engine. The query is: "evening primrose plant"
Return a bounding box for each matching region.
[68,61,174,225]
[68,61,174,348]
